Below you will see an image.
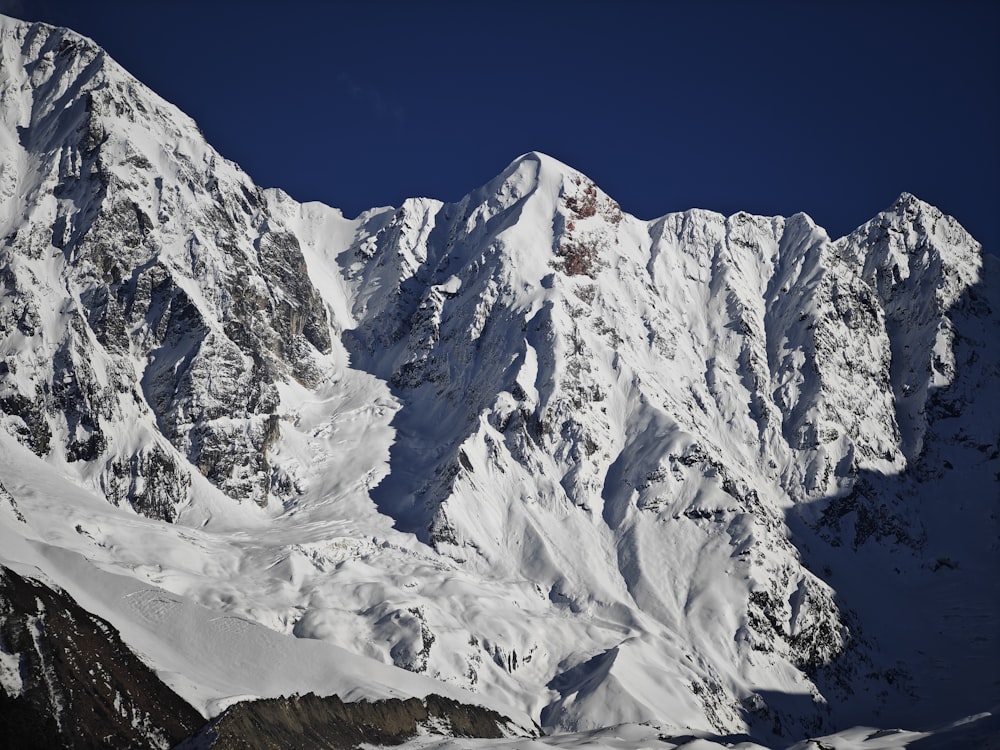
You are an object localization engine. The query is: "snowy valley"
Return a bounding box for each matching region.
[0,15,997,750]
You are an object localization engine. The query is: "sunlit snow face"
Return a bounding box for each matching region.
[0,14,996,748]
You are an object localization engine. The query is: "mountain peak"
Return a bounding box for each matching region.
[0,13,102,66]
[507,150,579,177]
[0,14,996,749]
[888,190,944,222]
[479,151,622,227]
[480,150,583,206]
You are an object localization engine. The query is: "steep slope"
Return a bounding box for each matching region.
[0,13,996,748]
[0,15,343,514]
[320,151,996,735]
[0,564,203,749]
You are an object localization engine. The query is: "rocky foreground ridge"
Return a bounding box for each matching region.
[0,563,521,749]
[0,14,997,749]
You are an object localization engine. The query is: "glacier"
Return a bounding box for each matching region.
[0,13,997,749]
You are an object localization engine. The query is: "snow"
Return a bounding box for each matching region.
[0,12,997,750]
[0,647,22,697]
[0,431,536,731]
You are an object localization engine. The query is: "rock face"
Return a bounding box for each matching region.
[326,154,996,735]
[0,566,204,750]
[0,17,333,512]
[184,692,520,750]
[0,13,997,746]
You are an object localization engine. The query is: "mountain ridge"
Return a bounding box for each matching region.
[0,13,996,748]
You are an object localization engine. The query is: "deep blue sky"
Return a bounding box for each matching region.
[5,1,998,252]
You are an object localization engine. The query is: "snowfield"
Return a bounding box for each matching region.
[0,13,997,750]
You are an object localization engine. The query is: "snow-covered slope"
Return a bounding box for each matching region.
[0,14,996,748]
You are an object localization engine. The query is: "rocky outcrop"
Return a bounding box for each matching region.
[0,566,203,750]
[183,692,521,749]
[329,152,995,736]
[0,14,996,745]
[0,18,337,509]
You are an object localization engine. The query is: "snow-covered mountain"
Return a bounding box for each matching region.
[0,14,997,749]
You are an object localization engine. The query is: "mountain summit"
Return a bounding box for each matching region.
[0,14,997,749]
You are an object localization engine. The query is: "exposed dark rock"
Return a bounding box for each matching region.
[0,392,51,456]
[256,230,332,356]
[0,566,203,750]
[182,692,517,750]
[104,445,191,521]
[0,19,338,512]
